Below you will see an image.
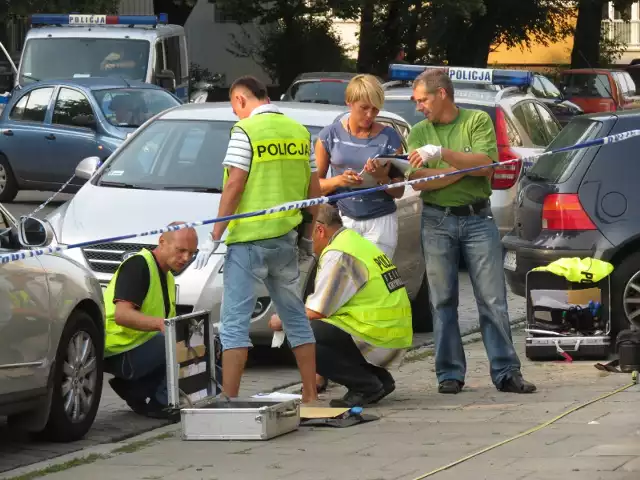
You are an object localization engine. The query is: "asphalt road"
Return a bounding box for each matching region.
[0,190,526,475]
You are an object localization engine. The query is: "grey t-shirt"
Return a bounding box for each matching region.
[318,120,403,220]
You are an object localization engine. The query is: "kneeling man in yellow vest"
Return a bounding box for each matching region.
[269,205,413,408]
[103,223,198,419]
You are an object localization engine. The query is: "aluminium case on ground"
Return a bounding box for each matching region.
[525,270,612,361]
[164,310,301,440]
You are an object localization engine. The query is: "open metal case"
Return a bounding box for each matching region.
[525,270,612,361]
[164,310,301,440]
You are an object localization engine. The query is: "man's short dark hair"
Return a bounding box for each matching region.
[316,204,343,228]
[229,76,268,100]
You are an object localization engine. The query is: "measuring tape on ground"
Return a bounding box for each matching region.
[2,129,639,266]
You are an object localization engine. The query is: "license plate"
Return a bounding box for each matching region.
[503,250,517,271]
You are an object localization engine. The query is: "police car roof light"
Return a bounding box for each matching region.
[29,13,163,27]
[387,64,532,88]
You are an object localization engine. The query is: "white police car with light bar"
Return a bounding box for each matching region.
[382,63,561,238]
[4,13,189,102]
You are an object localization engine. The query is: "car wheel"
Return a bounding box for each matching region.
[411,275,433,333]
[611,251,640,339]
[39,310,104,442]
[0,154,18,203]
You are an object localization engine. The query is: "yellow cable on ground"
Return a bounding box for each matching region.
[410,372,639,480]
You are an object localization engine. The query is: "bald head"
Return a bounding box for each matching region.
[156,221,199,272]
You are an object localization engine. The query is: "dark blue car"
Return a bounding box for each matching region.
[0,77,181,202]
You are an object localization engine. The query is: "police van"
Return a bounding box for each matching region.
[13,13,189,102]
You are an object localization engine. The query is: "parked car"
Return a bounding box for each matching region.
[557,68,640,114]
[382,64,562,237]
[502,109,640,338]
[0,204,105,441]
[280,72,385,105]
[529,73,583,126]
[0,77,181,202]
[44,101,433,346]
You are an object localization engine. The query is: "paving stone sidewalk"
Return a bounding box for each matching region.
[8,328,640,480]
[0,273,526,474]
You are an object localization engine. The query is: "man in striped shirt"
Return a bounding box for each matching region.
[194,76,321,402]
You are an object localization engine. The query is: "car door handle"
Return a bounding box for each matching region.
[45,134,56,140]
[2,129,13,136]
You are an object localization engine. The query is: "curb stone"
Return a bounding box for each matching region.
[0,316,526,480]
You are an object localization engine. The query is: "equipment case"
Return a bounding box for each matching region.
[164,310,301,441]
[525,270,612,361]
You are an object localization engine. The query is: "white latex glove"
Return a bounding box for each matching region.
[299,236,314,257]
[193,237,222,270]
[416,144,442,165]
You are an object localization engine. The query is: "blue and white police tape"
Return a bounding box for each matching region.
[2,128,640,266]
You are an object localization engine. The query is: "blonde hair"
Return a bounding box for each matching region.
[345,74,385,110]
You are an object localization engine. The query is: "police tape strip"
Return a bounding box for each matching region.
[2,128,640,266]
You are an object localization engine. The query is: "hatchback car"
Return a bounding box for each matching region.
[382,66,562,237]
[0,205,104,442]
[0,77,181,202]
[528,73,583,126]
[502,109,640,337]
[45,102,433,346]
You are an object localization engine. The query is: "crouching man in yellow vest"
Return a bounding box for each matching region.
[103,223,198,419]
[269,205,413,408]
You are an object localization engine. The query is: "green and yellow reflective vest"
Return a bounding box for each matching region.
[223,112,311,245]
[103,249,176,357]
[319,229,413,349]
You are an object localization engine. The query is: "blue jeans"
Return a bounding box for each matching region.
[421,204,521,387]
[104,333,167,405]
[220,230,315,351]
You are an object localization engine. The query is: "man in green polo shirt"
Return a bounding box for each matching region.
[406,68,535,395]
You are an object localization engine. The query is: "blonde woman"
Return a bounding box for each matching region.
[314,74,405,259]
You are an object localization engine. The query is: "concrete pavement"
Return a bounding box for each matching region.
[4,328,638,480]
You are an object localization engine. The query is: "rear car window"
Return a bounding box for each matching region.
[288,81,347,105]
[560,73,612,98]
[526,119,604,184]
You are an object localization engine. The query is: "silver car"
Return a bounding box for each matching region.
[0,204,104,442]
[383,86,562,237]
[45,102,432,345]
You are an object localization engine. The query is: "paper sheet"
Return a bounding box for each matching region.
[251,392,302,401]
[300,407,350,419]
[271,331,286,348]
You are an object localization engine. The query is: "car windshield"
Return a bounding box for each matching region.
[526,119,604,183]
[560,73,612,99]
[289,81,348,105]
[92,88,180,128]
[19,38,150,85]
[96,119,323,191]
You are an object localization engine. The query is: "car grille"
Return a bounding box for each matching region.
[82,242,158,275]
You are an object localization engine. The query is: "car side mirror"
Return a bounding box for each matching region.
[76,156,101,180]
[18,217,54,248]
[156,69,176,92]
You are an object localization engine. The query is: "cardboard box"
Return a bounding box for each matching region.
[176,341,206,364]
[567,287,601,305]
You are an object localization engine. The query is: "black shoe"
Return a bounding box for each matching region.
[370,382,395,404]
[438,379,464,394]
[142,398,171,419]
[329,388,387,408]
[109,378,148,414]
[498,373,536,394]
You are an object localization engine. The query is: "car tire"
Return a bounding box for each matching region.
[0,154,18,203]
[611,251,640,340]
[38,310,104,443]
[411,275,433,333]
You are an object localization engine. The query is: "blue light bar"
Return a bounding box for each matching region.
[388,64,533,88]
[30,13,166,27]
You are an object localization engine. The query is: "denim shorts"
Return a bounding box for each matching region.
[219,230,315,351]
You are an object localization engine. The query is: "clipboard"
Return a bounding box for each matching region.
[356,155,412,187]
